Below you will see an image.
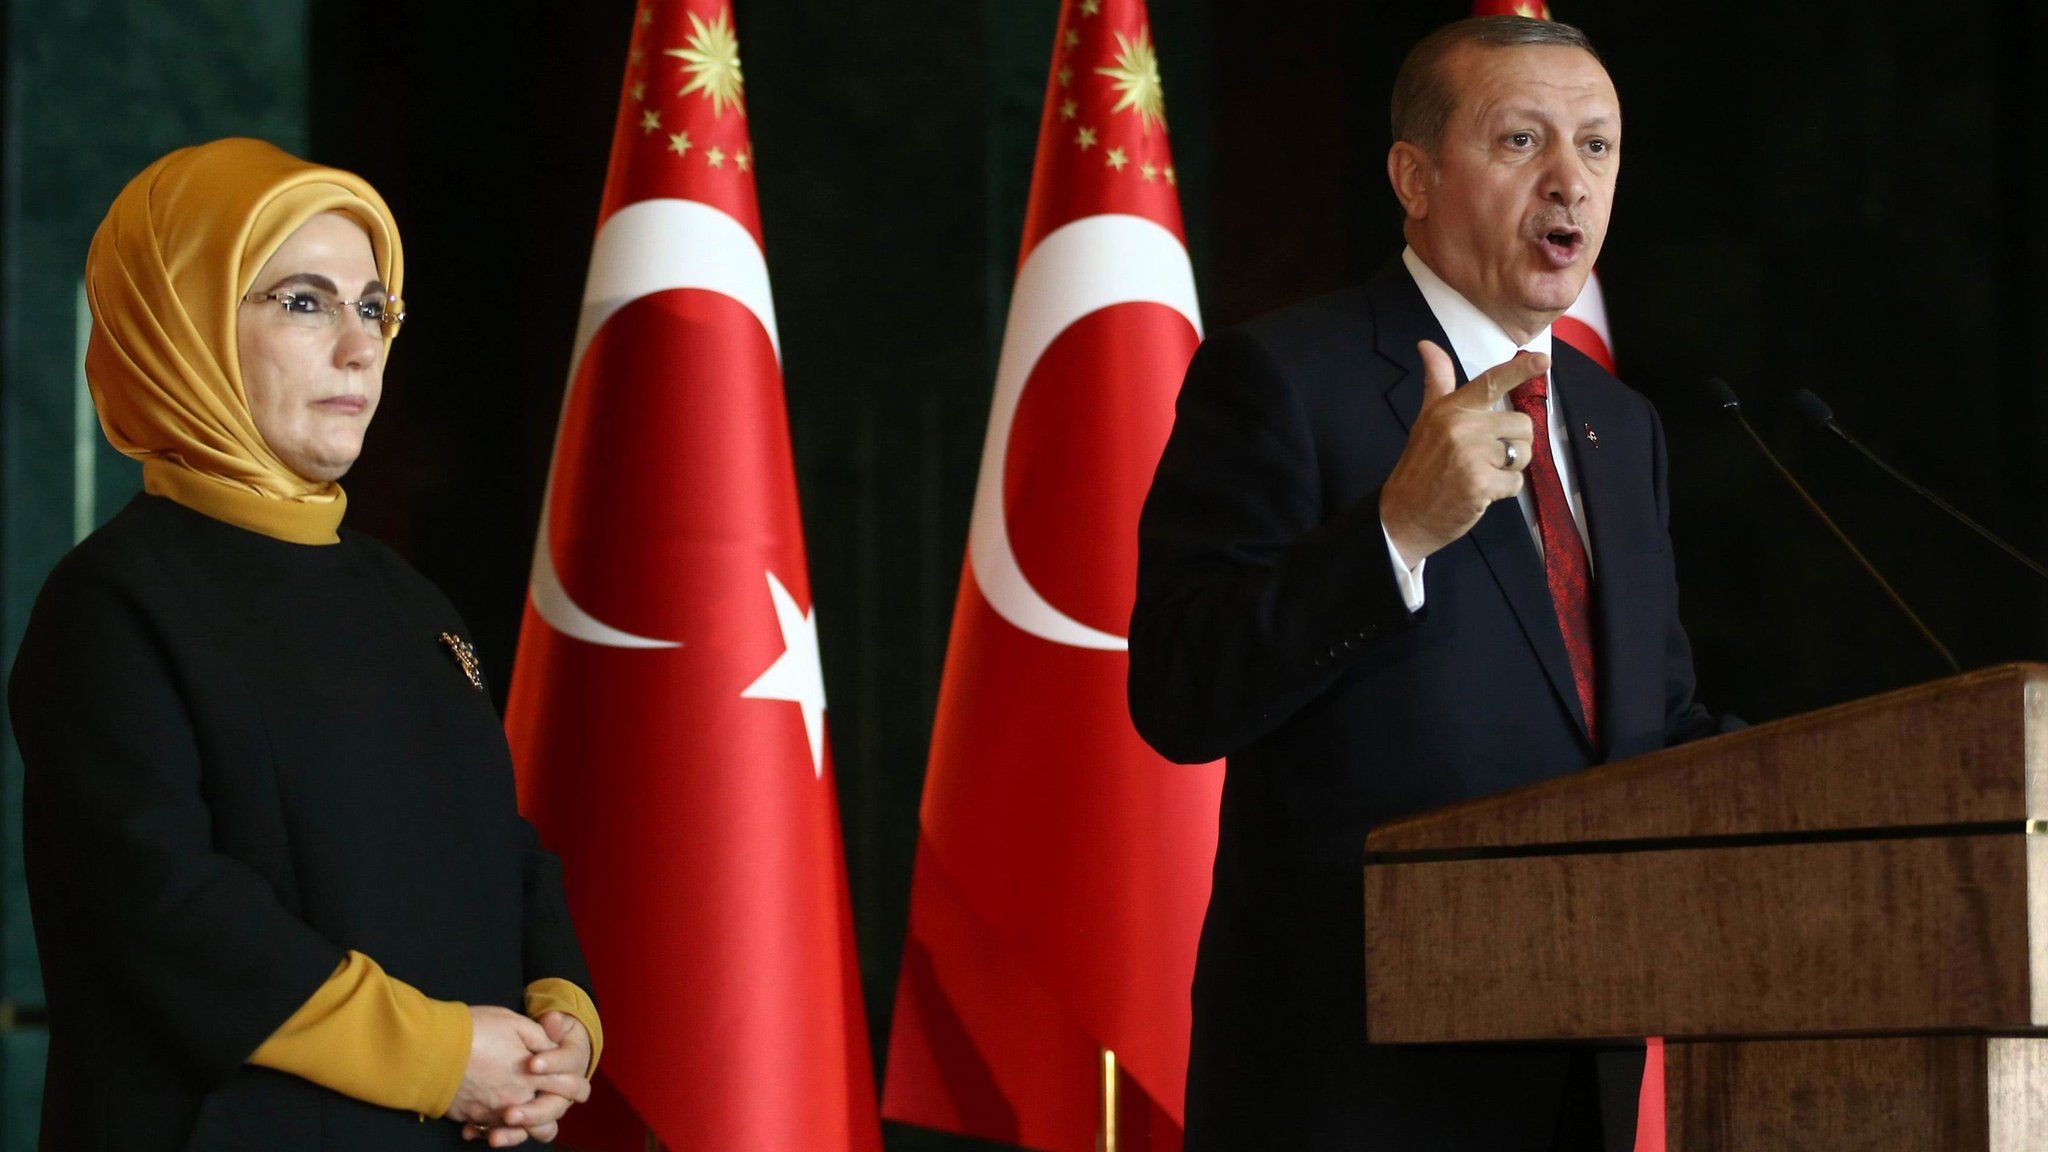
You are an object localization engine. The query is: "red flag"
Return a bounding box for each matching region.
[1555,267,1617,372]
[1471,2,1557,23]
[504,3,880,1149]
[882,3,1220,1150]
[1470,5,1654,1148]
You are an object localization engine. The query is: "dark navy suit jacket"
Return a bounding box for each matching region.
[1129,261,1729,1150]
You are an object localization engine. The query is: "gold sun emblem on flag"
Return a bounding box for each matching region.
[1096,27,1167,134]
[1515,2,1554,18]
[665,8,745,117]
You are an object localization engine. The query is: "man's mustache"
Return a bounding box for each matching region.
[1527,208,1587,236]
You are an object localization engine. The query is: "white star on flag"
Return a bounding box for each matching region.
[741,571,828,778]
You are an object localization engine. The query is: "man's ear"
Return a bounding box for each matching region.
[1387,141,1432,221]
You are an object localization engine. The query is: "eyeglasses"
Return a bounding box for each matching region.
[244,288,408,338]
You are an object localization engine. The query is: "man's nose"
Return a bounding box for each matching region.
[1540,144,1589,206]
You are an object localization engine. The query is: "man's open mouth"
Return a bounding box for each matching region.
[1537,226,1584,266]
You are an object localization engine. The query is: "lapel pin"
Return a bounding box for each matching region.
[1583,423,1599,447]
[439,632,485,691]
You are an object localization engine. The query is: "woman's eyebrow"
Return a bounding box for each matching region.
[262,272,339,294]
[256,273,386,297]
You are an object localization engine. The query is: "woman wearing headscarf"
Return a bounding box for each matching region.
[8,138,603,1149]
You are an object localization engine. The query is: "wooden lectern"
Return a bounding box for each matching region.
[1363,664,2048,1150]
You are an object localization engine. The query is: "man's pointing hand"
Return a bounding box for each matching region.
[1380,340,1542,568]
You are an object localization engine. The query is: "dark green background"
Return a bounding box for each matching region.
[5,2,2045,1149]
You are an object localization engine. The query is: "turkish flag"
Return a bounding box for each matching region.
[881,3,1221,1151]
[503,3,881,1150]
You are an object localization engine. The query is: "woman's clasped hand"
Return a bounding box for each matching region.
[452,1009,595,1147]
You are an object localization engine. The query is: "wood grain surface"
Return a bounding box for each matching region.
[1365,664,2048,855]
[1366,834,2037,1043]
[1665,1037,1991,1151]
[1988,1038,2048,1151]
[1660,1037,2048,1151]
[1362,669,2048,1144]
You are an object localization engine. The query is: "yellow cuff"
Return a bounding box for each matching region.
[249,950,472,1118]
[524,977,604,1076]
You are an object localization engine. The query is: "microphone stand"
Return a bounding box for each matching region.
[1790,387,2048,583]
[1709,379,1960,674]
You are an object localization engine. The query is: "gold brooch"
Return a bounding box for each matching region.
[438,633,484,691]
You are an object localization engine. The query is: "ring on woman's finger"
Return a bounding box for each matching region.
[1500,439,1520,470]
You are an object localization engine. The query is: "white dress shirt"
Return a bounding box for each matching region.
[1381,247,1594,611]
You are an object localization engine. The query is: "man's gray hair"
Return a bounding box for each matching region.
[1390,16,1603,156]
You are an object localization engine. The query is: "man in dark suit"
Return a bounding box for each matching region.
[1128,15,1730,1151]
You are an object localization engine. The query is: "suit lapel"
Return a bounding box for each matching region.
[1466,499,1591,747]
[1556,360,1632,579]
[1366,265,1593,749]
[1369,265,1436,435]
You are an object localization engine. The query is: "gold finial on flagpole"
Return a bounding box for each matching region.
[1099,1047,1119,1152]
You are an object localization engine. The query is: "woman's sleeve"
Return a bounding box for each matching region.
[251,950,471,1116]
[252,959,606,1113]
[9,559,352,1085]
[524,978,603,1075]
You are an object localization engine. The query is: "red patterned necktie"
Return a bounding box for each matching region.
[1509,365,1599,744]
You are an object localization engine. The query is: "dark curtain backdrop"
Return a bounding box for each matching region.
[307,3,2047,1149]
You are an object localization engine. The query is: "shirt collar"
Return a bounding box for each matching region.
[1401,246,1552,385]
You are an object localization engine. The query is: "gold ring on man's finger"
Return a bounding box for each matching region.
[1500,439,1520,470]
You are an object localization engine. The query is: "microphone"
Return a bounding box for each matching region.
[1708,378,1960,673]
[1790,388,2048,583]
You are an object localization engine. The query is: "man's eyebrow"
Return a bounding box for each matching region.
[1487,108,1616,131]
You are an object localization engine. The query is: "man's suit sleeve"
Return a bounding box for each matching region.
[1129,328,1416,765]
[1645,396,1740,747]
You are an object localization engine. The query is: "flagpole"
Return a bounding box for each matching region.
[1098,1047,1119,1152]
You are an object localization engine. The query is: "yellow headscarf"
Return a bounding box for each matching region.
[83,137,405,545]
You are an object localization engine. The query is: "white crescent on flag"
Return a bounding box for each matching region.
[527,198,782,649]
[967,212,1202,652]
[1563,271,1610,345]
